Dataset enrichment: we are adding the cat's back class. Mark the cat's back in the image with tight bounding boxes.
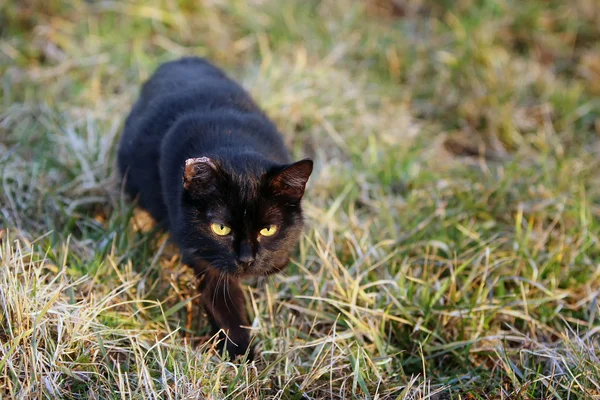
[136,57,239,108]
[122,57,258,142]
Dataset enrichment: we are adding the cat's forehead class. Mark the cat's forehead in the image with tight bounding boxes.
[233,174,263,201]
[208,176,279,220]
[206,198,281,223]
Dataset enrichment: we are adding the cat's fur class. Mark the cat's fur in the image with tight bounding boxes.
[117,57,312,359]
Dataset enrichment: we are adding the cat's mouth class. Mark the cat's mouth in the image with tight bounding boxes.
[235,260,255,276]
[231,259,279,277]
[205,260,259,277]
[190,253,283,277]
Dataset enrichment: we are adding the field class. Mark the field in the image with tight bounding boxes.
[1,0,600,398]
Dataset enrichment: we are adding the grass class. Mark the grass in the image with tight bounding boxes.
[1,0,599,398]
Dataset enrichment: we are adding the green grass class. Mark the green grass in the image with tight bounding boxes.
[1,0,599,398]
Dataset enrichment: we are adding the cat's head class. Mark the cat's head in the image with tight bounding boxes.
[175,155,313,277]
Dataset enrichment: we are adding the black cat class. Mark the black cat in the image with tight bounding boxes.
[117,57,312,359]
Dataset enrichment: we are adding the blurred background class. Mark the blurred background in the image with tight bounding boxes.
[1,1,599,398]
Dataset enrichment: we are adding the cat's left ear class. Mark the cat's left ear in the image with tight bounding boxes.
[183,157,219,194]
[268,159,313,201]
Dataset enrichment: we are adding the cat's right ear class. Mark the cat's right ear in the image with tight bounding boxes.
[268,159,313,201]
[183,157,218,195]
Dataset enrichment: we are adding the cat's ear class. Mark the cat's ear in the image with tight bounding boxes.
[183,157,219,194]
[268,159,313,200]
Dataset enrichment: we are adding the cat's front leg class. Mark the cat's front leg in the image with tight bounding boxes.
[197,269,253,360]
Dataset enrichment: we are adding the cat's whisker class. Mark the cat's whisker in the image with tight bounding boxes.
[212,271,224,311]
[223,275,232,313]
[226,276,238,313]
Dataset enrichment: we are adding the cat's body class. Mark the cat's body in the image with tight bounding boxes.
[118,57,312,359]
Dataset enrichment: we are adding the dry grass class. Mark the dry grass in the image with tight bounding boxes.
[1,0,600,398]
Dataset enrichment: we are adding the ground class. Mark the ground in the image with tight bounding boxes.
[1,0,600,398]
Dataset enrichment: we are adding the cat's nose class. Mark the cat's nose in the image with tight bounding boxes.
[237,241,254,267]
[237,257,254,268]
[236,255,255,270]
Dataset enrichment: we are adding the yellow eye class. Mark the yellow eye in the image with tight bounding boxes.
[211,223,231,236]
[259,225,278,237]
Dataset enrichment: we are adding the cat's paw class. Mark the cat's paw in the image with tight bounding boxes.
[219,337,254,362]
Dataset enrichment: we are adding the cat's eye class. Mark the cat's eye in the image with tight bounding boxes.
[259,225,278,237]
[211,223,231,236]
